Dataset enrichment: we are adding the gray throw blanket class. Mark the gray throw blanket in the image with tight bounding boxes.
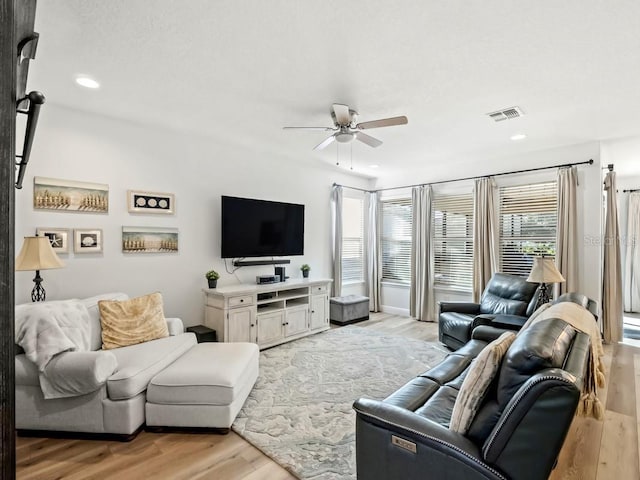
[15,300,92,398]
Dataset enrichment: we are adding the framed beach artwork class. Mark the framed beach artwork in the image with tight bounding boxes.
[34,177,109,213]
[74,229,103,253]
[36,228,71,254]
[127,190,175,215]
[122,226,178,253]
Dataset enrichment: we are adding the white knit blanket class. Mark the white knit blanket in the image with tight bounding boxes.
[15,301,92,398]
[520,301,605,419]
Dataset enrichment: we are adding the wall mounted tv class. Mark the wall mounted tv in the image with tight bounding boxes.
[221,196,305,258]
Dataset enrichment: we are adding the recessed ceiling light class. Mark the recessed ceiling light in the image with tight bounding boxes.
[75,76,100,89]
[369,164,379,169]
[510,133,527,141]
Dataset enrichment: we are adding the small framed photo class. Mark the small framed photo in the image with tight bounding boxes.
[36,228,71,254]
[127,190,175,215]
[74,229,103,253]
[122,226,178,253]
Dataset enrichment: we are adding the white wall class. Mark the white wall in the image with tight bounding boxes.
[14,105,370,326]
[373,141,603,317]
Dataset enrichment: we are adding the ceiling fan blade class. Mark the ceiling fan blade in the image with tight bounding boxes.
[313,135,336,151]
[356,115,408,130]
[283,126,336,132]
[355,132,383,148]
[332,104,351,126]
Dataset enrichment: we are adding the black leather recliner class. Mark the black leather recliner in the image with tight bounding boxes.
[353,300,593,480]
[439,272,540,350]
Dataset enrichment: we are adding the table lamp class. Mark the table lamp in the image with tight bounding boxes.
[526,256,565,305]
[15,236,64,302]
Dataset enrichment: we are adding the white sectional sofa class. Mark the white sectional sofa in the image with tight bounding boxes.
[15,293,197,438]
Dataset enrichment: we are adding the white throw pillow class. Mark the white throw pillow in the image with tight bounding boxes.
[449,331,516,435]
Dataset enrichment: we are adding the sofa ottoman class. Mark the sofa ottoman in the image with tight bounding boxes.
[145,342,259,432]
[330,294,370,325]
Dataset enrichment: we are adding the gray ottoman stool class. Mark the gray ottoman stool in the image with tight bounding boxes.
[145,342,259,433]
[330,295,370,325]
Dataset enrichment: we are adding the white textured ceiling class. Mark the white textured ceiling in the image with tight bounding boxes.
[29,0,640,179]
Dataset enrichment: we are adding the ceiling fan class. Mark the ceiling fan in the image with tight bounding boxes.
[283,103,408,151]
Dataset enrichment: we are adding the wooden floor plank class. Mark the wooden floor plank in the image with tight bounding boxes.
[549,416,603,480]
[607,343,637,417]
[596,410,640,480]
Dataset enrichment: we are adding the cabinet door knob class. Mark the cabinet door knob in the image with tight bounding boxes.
[240,299,244,303]
[251,323,255,327]
[312,310,315,313]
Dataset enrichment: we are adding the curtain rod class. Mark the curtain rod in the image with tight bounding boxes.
[623,189,640,193]
[334,159,594,193]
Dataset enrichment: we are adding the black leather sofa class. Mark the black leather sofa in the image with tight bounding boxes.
[354,304,592,480]
[439,273,540,350]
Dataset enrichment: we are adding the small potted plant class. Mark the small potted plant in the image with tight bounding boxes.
[300,264,310,278]
[205,269,220,288]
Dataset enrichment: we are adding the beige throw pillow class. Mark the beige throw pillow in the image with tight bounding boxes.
[449,331,516,434]
[99,292,169,350]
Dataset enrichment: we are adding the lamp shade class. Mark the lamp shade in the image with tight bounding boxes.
[526,256,565,284]
[15,236,64,271]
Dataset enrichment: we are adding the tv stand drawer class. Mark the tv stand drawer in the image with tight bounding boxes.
[229,295,253,307]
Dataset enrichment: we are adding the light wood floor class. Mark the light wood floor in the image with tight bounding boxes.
[16,313,640,479]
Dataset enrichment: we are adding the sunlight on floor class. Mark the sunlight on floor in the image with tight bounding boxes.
[622,312,640,347]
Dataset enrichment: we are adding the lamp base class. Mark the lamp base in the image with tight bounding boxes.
[538,283,551,305]
[31,270,46,302]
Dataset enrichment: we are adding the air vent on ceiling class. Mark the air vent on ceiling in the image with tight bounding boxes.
[487,106,525,122]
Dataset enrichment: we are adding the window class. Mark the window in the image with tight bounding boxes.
[342,197,364,283]
[381,198,412,284]
[433,193,474,291]
[499,182,558,277]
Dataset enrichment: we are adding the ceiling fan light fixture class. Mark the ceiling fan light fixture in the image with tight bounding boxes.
[335,132,355,143]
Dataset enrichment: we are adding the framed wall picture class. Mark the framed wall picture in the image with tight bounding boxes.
[127,190,175,214]
[122,226,178,253]
[34,177,109,213]
[74,229,103,253]
[36,228,71,254]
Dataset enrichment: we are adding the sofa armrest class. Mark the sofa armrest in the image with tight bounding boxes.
[353,398,505,480]
[471,325,512,343]
[165,317,184,336]
[41,350,117,397]
[472,313,528,333]
[438,302,481,315]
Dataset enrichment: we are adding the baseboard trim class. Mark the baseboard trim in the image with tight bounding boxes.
[380,306,410,317]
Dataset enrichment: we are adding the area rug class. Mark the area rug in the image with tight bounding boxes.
[232,325,448,480]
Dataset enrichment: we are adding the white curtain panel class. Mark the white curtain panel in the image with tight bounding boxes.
[472,177,498,303]
[365,191,381,312]
[625,192,640,312]
[556,166,578,295]
[602,171,623,343]
[410,185,434,321]
[331,185,343,298]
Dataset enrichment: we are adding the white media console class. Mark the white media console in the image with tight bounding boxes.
[203,278,333,349]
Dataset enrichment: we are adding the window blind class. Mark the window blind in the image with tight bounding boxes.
[433,193,474,291]
[342,197,364,283]
[499,182,558,277]
[381,198,412,284]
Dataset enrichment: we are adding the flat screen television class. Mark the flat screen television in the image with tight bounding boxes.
[221,196,305,258]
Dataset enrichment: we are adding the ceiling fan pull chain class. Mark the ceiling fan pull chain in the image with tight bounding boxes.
[350,142,353,170]
[336,142,339,166]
